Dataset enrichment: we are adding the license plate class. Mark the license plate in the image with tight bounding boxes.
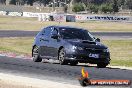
[89,53,99,58]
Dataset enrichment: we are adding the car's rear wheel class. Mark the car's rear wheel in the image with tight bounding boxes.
[97,63,108,68]
[32,46,42,62]
[59,48,67,65]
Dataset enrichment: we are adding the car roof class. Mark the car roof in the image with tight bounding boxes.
[48,25,86,31]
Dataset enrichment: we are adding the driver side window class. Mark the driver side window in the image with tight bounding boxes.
[44,27,52,38]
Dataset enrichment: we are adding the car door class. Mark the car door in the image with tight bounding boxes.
[39,27,52,58]
[48,27,61,59]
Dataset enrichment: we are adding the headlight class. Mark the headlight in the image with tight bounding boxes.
[72,46,77,50]
[103,48,109,52]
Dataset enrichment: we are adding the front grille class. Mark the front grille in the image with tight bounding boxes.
[85,48,103,53]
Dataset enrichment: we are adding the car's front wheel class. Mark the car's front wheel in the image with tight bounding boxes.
[32,46,42,62]
[97,63,108,68]
[59,48,67,65]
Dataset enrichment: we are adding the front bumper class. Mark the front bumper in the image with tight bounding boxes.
[65,53,110,64]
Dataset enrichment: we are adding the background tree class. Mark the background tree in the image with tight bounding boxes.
[26,0,34,6]
[112,0,119,12]
[100,3,113,13]
[16,0,25,5]
[9,0,16,5]
[87,4,99,13]
[63,5,68,13]
[0,0,6,4]
[126,0,132,11]
[72,3,85,12]
[2,0,132,13]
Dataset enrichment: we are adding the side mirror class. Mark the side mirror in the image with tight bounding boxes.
[51,34,59,39]
[96,38,100,42]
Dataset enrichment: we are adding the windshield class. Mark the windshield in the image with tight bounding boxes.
[59,28,94,41]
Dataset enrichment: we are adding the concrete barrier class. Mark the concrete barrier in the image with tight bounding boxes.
[8,12,23,16]
[0,11,7,15]
[75,15,132,22]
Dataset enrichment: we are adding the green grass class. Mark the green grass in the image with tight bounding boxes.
[0,15,132,32]
[102,40,132,67]
[0,37,132,67]
[0,37,33,55]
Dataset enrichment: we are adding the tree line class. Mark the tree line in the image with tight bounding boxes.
[0,0,132,13]
[72,0,132,13]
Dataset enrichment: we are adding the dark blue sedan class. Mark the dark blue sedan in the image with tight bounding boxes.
[32,26,110,68]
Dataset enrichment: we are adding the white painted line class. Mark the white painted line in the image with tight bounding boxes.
[78,63,132,70]
[108,66,132,70]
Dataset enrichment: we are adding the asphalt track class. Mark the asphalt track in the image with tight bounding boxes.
[0,30,132,39]
[0,56,132,87]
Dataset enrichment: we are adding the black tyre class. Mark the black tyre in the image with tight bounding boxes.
[32,46,42,62]
[97,63,108,68]
[58,48,67,65]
